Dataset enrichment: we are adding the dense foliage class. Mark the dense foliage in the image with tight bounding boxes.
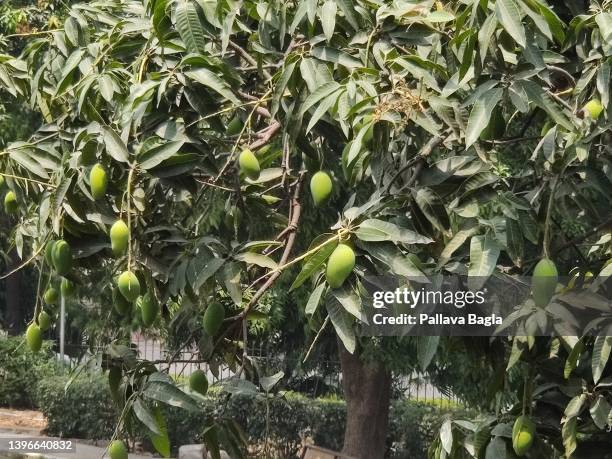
[0,0,611,457]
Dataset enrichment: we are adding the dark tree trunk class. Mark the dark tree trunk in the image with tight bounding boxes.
[4,250,23,335]
[339,340,392,459]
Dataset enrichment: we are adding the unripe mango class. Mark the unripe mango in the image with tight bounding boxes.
[582,98,603,119]
[108,440,128,459]
[38,310,52,331]
[44,287,59,305]
[189,369,208,395]
[4,191,17,214]
[44,241,56,266]
[532,258,558,307]
[202,302,225,336]
[110,219,129,257]
[326,244,355,288]
[113,287,131,315]
[26,323,42,353]
[89,163,108,200]
[512,415,535,456]
[238,149,260,180]
[61,278,76,297]
[117,271,140,302]
[140,292,159,327]
[52,240,72,275]
[310,171,333,207]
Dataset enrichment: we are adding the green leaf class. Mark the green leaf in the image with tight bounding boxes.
[144,378,200,412]
[495,0,526,47]
[235,252,278,270]
[185,68,240,104]
[414,188,450,233]
[417,335,440,371]
[133,398,162,435]
[355,219,433,245]
[326,294,356,353]
[330,287,366,322]
[139,140,184,170]
[221,262,242,306]
[439,225,480,264]
[305,283,326,316]
[361,242,427,278]
[505,217,524,265]
[150,406,171,458]
[321,0,337,42]
[517,80,574,131]
[590,395,611,429]
[175,0,207,55]
[564,339,584,379]
[310,47,362,69]
[562,416,577,458]
[468,234,500,290]
[290,239,338,291]
[592,336,612,384]
[101,126,130,163]
[55,49,85,96]
[300,81,341,115]
[335,0,359,30]
[465,88,504,147]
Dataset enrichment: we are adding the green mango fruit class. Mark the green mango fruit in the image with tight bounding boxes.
[226,115,244,135]
[44,287,59,305]
[512,415,535,456]
[52,240,72,275]
[38,310,52,331]
[108,366,122,396]
[44,241,56,266]
[110,219,129,256]
[310,171,333,207]
[118,271,141,302]
[26,323,42,353]
[140,292,159,327]
[89,163,108,200]
[4,191,17,214]
[582,98,603,119]
[238,149,260,180]
[61,278,76,297]
[202,302,225,336]
[189,369,209,395]
[326,243,356,288]
[532,258,558,307]
[113,287,131,315]
[108,440,128,459]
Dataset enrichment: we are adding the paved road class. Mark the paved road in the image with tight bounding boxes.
[0,430,159,459]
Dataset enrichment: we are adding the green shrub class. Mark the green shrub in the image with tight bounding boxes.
[0,336,61,408]
[36,374,119,440]
[34,372,469,458]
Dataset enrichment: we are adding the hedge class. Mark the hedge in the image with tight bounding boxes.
[34,373,470,458]
[0,336,62,408]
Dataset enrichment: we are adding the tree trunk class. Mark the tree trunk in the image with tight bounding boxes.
[339,340,392,459]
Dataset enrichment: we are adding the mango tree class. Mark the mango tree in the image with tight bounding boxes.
[0,0,611,458]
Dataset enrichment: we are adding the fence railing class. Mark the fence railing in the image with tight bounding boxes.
[58,333,463,407]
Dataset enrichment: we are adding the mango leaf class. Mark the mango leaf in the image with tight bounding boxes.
[234,252,278,270]
[101,126,130,163]
[495,0,526,47]
[592,336,612,384]
[468,234,500,290]
[311,47,362,69]
[305,283,326,316]
[321,0,337,42]
[175,0,207,55]
[144,378,200,412]
[139,140,184,170]
[331,287,367,322]
[150,406,171,458]
[133,398,162,435]
[361,242,427,278]
[417,335,440,371]
[326,294,356,353]
[185,68,240,104]
[355,219,433,245]
[290,239,338,291]
[465,88,503,147]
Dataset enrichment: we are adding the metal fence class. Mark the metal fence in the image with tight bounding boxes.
[58,332,462,406]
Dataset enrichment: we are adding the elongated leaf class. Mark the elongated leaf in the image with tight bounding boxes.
[311,47,362,69]
[101,126,130,163]
[235,252,278,270]
[417,335,439,371]
[144,380,200,412]
[290,239,338,291]
[326,294,356,353]
[185,68,240,104]
[592,336,612,384]
[495,0,526,47]
[468,234,500,289]
[465,88,503,147]
[321,0,337,41]
[305,283,326,315]
[175,0,207,55]
[331,287,367,322]
[133,398,162,435]
[139,140,184,170]
[300,81,341,115]
[355,219,433,245]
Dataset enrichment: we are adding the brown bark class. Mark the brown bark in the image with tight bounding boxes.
[339,341,392,459]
